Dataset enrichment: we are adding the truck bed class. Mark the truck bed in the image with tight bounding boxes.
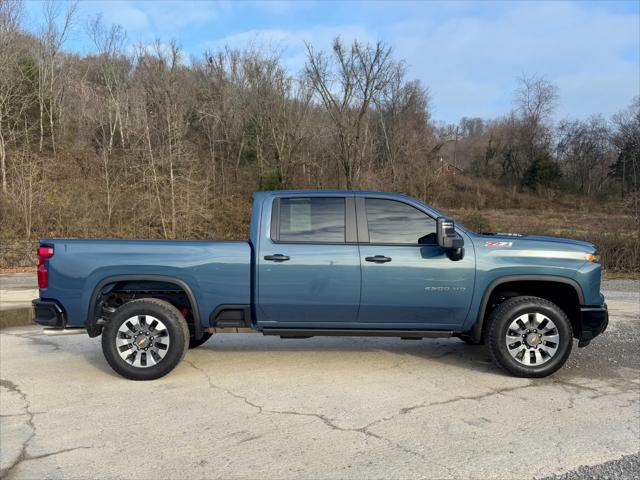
[39,239,252,328]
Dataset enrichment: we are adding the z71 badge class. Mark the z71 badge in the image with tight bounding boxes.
[485,241,513,248]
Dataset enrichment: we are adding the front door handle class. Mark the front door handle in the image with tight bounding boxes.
[365,255,392,263]
[264,254,290,262]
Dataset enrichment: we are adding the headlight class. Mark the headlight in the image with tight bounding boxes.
[586,252,601,263]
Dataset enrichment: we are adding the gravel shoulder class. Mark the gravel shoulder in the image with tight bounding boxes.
[539,453,640,480]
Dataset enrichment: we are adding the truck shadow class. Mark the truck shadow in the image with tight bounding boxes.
[188,335,501,376]
[70,335,500,378]
[78,334,634,385]
[7,321,634,382]
[1,327,496,380]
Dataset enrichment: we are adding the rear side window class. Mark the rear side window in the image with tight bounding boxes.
[365,198,436,244]
[278,197,345,243]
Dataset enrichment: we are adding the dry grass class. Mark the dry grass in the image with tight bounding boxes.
[427,175,639,273]
[449,208,639,273]
[1,176,638,274]
[0,240,38,270]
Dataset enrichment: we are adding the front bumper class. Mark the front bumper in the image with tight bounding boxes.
[578,303,608,347]
[32,299,66,328]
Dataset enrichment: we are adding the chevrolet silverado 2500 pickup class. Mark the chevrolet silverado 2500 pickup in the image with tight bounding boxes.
[33,190,608,380]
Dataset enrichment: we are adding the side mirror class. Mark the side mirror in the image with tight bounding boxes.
[436,217,465,260]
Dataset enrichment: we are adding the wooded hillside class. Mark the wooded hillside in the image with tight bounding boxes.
[0,1,638,271]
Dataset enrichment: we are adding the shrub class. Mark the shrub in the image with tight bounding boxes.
[458,212,493,233]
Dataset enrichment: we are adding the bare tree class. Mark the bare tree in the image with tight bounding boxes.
[473,76,560,184]
[610,98,640,219]
[242,51,312,188]
[136,40,190,238]
[514,74,559,168]
[557,116,614,195]
[35,0,77,155]
[8,151,42,237]
[0,0,23,193]
[88,15,130,227]
[515,74,559,124]
[89,16,128,151]
[305,38,396,187]
[266,77,311,188]
[195,48,249,193]
[374,67,433,187]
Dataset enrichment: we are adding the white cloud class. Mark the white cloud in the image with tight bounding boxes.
[555,67,639,119]
[100,2,149,31]
[77,1,231,39]
[204,25,376,75]
[142,1,230,30]
[249,0,315,16]
[387,1,639,121]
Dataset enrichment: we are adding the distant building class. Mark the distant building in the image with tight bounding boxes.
[437,157,464,176]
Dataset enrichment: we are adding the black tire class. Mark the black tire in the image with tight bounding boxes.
[487,296,573,378]
[458,334,484,345]
[101,298,189,380]
[189,332,213,349]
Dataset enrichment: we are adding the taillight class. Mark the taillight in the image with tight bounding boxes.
[37,246,54,289]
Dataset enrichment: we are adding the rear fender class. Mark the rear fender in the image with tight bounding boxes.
[86,275,202,339]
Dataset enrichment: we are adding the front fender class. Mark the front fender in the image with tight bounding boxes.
[465,273,585,342]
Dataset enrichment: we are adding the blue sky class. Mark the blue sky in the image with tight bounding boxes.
[24,0,640,124]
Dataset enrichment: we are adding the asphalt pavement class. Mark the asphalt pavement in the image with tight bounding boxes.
[0,279,638,479]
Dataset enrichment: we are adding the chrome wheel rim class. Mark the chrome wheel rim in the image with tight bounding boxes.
[116,315,170,368]
[505,312,559,366]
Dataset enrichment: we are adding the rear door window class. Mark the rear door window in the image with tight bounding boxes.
[278,197,346,243]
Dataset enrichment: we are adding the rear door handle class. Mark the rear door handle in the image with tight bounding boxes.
[264,254,290,262]
[365,255,392,263]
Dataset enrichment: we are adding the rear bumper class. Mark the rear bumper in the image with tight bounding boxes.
[32,299,66,328]
[578,303,608,347]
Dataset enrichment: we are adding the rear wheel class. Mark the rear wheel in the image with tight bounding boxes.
[101,298,189,380]
[487,296,573,378]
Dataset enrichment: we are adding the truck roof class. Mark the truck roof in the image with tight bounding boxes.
[255,189,409,196]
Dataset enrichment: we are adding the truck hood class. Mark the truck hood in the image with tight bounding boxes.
[519,234,595,250]
[477,233,596,251]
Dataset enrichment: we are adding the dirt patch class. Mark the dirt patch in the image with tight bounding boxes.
[0,266,36,274]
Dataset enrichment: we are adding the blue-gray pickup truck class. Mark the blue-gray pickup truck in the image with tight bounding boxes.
[33,190,608,380]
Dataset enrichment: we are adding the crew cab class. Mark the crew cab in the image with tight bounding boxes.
[33,190,608,380]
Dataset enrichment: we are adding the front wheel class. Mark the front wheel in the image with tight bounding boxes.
[101,298,190,380]
[487,296,573,378]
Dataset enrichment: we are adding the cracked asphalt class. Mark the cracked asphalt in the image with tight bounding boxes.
[1,280,638,479]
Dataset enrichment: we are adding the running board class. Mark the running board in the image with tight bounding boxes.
[261,329,453,339]
[205,327,255,334]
